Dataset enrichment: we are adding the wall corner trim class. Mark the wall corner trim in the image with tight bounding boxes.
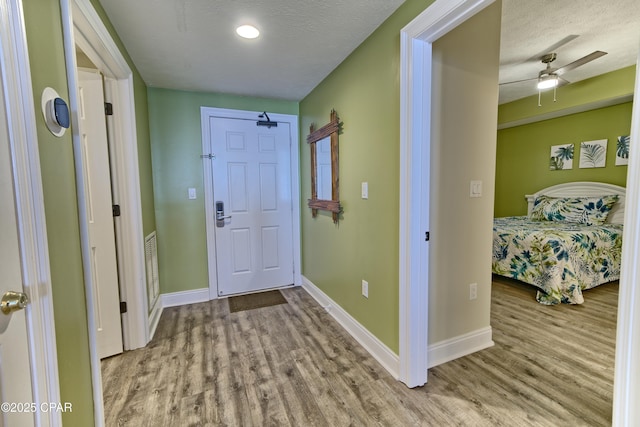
[301,276,400,379]
[427,327,494,368]
[148,299,163,341]
[161,288,210,308]
[149,288,210,340]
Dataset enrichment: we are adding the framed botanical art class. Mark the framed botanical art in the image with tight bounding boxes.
[616,135,630,166]
[549,143,574,170]
[579,139,607,168]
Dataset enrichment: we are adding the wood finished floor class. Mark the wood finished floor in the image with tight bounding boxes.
[102,278,617,426]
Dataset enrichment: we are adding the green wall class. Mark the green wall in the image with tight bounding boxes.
[300,0,501,352]
[23,1,93,424]
[495,102,632,217]
[299,0,436,353]
[23,1,155,425]
[133,70,156,237]
[147,88,298,294]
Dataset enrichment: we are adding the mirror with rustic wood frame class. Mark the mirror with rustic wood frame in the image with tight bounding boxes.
[307,110,341,223]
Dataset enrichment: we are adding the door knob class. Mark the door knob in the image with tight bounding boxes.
[1,291,28,315]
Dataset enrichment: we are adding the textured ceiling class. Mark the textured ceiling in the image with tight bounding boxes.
[499,0,640,104]
[98,0,640,104]
[98,0,406,101]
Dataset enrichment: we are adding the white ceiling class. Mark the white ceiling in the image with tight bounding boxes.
[97,0,406,101]
[499,0,640,104]
[97,0,640,104]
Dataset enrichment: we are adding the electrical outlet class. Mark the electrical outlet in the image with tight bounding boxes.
[362,280,369,298]
[469,283,477,300]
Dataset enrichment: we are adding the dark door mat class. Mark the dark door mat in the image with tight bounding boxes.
[228,290,288,313]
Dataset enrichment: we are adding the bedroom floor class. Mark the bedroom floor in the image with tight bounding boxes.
[102,278,617,426]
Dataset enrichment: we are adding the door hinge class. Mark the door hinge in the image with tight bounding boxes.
[104,102,113,116]
[112,204,121,217]
[425,231,430,241]
[120,301,127,314]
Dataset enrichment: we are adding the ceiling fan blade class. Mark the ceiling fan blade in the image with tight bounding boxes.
[557,76,571,87]
[554,51,607,75]
[525,35,580,63]
[499,76,537,86]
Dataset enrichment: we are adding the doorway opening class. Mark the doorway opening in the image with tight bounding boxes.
[398,0,497,388]
[400,0,640,422]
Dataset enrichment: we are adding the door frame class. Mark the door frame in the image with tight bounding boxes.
[612,41,640,425]
[60,0,150,424]
[200,107,302,299]
[400,0,640,421]
[0,0,62,425]
[398,0,495,388]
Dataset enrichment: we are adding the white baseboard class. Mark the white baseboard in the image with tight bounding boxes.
[427,326,494,368]
[161,288,210,308]
[301,276,494,380]
[301,276,400,379]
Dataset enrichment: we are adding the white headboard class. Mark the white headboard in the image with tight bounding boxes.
[525,181,626,225]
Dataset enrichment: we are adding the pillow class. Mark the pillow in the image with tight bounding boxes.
[530,194,619,225]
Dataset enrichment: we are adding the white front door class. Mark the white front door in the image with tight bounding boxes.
[210,117,294,296]
[77,69,123,359]
[0,68,35,427]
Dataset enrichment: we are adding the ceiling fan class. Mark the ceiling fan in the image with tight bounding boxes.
[501,50,608,89]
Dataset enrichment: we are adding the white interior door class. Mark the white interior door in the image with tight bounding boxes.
[77,69,123,359]
[0,68,35,427]
[210,117,294,296]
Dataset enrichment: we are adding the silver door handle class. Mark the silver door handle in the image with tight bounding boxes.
[215,201,232,227]
[1,291,28,315]
[215,201,231,220]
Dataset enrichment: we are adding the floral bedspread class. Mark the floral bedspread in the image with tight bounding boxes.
[492,216,623,304]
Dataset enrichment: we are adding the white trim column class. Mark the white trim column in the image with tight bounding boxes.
[612,43,640,426]
[60,0,150,424]
[0,0,62,425]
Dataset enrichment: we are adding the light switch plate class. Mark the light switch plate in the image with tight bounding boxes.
[362,182,368,199]
[188,187,197,199]
[470,180,482,198]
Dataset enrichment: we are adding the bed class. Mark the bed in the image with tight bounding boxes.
[492,182,625,305]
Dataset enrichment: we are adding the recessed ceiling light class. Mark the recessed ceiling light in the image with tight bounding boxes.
[236,25,259,39]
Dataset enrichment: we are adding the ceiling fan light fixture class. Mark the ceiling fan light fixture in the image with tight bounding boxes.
[236,25,260,39]
[537,74,559,90]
